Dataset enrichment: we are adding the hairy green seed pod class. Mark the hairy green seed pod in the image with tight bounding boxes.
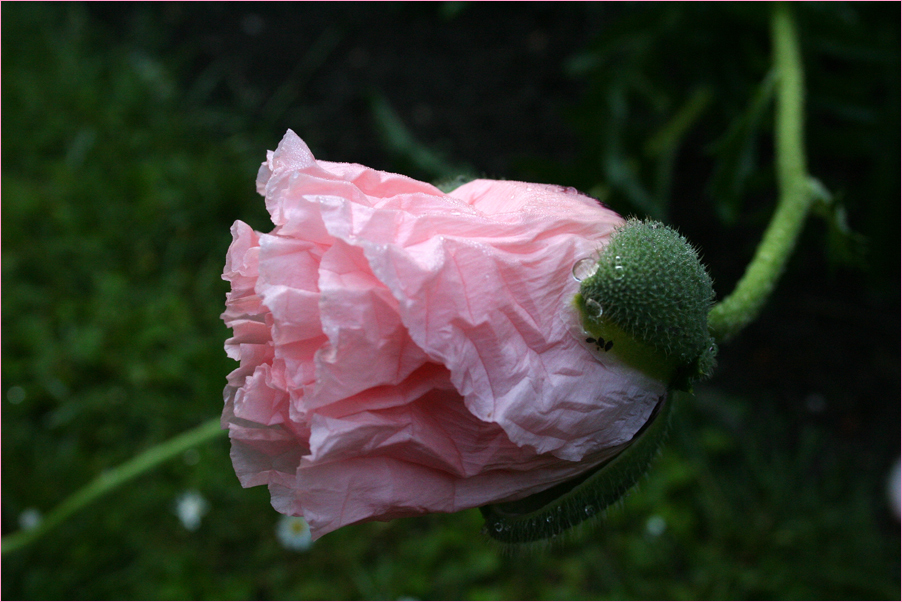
[577,218,717,391]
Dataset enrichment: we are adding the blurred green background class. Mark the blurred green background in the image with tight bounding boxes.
[2,2,899,599]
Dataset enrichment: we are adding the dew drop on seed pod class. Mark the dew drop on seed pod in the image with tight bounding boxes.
[572,257,598,282]
[586,298,603,318]
[613,255,625,280]
[584,504,595,516]
[546,515,555,523]
[494,522,504,533]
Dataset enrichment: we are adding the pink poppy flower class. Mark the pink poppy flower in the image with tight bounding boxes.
[221,130,666,540]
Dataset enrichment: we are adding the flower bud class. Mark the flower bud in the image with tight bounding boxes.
[221,130,716,542]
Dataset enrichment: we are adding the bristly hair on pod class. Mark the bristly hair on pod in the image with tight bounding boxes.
[577,218,718,391]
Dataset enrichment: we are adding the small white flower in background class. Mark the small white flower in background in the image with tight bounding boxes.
[174,490,209,531]
[276,515,313,552]
[645,514,667,537]
[19,508,42,531]
[7,386,26,405]
[888,459,900,520]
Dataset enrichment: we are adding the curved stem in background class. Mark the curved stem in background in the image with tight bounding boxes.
[708,2,817,342]
[1,418,224,556]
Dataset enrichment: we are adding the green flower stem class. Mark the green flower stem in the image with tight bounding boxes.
[1,418,224,556]
[708,3,816,342]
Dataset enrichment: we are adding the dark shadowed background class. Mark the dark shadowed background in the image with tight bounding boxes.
[3,2,899,599]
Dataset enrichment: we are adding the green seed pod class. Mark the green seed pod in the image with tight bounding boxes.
[577,218,717,391]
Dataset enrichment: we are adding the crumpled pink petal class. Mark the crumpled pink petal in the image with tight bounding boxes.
[222,130,666,539]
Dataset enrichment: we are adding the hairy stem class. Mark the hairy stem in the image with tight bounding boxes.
[2,418,225,555]
[708,2,816,342]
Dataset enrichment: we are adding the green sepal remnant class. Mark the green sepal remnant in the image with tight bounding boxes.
[481,393,671,544]
[578,218,717,391]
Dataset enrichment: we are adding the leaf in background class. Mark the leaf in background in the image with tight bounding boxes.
[707,70,776,224]
[369,93,474,182]
[645,86,713,221]
[807,178,868,270]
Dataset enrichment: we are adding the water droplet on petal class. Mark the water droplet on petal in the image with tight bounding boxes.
[585,298,603,318]
[572,257,598,282]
